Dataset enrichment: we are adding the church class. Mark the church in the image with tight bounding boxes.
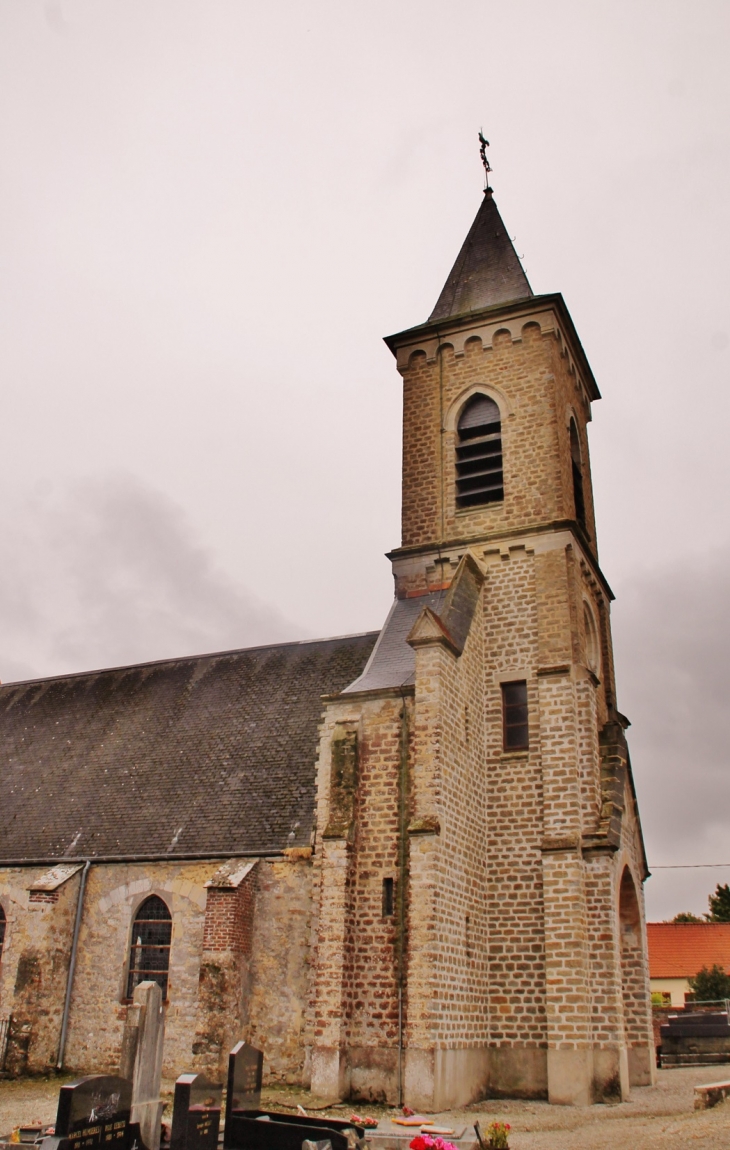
[0,178,654,1109]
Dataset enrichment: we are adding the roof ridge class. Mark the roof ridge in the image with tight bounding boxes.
[0,629,381,689]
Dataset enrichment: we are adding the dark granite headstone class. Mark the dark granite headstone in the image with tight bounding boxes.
[170,1075,221,1150]
[223,1043,262,1144]
[54,1076,133,1150]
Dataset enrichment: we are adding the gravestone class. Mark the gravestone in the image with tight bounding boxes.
[170,1074,221,1150]
[44,1075,133,1150]
[120,981,166,1150]
[223,1042,263,1143]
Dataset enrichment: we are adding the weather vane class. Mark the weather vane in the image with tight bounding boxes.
[478,129,492,192]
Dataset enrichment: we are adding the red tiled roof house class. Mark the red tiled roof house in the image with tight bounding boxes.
[647,923,730,1006]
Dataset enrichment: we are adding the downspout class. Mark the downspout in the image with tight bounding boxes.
[56,859,91,1070]
[396,694,410,1107]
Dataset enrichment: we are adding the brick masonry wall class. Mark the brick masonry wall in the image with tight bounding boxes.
[311,695,409,1101]
[193,866,259,1078]
[202,882,255,955]
[408,601,490,1052]
[481,552,546,1054]
[399,323,596,553]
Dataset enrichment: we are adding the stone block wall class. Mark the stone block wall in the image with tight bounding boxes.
[0,867,80,1074]
[0,855,313,1085]
[248,856,313,1085]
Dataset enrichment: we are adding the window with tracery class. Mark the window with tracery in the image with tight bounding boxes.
[456,394,504,508]
[126,895,172,999]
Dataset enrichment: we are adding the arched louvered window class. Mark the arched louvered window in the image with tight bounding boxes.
[127,895,172,1000]
[456,394,504,508]
[0,904,6,957]
[570,418,586,529]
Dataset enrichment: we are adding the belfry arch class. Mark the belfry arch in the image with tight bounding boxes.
[619,866,653,1085]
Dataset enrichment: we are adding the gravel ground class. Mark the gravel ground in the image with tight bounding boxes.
[1,1067,729,1149]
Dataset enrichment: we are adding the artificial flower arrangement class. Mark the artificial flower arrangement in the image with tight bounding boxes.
[485,1121,510,1149]
[409,1135,459,1150]
[350,1114,379,1129]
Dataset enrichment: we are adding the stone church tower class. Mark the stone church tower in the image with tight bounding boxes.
[0,181,653,1111]
[310,187,654,1108]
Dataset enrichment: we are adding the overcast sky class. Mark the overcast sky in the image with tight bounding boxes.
[1,0,728,920]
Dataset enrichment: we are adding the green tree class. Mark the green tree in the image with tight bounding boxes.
[672,911,702,923]
[688,964,730,1002]
[707,883,730,922]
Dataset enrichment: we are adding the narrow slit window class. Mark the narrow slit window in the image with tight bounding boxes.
[570,419,586,529]
[456,394,503,508]
[502,681,529,751]
[127,895,172,1000]
[0,904,5,956]
[382,877,395,917]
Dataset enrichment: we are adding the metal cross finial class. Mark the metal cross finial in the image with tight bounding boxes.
[478,130,492,190]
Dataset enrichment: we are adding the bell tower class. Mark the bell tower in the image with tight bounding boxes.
[310,167,654,1111]
[381,181,654,1105]
[385,185,600,592]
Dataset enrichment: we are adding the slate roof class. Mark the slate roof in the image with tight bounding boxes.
[647,923,730,979]
[343,592,446,694]
[0,633,377,863]
[429,190,533,322]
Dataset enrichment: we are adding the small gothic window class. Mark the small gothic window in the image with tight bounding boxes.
[570,419,586,529]
[502,681,529,751]
[0,904,6,956]
[127,895,172,1000]
[456,394,504,508]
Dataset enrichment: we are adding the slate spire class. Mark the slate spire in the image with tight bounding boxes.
[429,189,533,322]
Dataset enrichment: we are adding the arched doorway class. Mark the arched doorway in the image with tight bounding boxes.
[619,867,654,1085]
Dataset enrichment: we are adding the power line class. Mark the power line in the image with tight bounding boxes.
[651,863,730,869]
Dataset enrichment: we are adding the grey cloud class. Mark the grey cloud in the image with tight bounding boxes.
[612,548,730,918]
[0,474,302,683]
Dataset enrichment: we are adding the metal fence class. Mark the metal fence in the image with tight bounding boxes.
[0,1015,10,1071]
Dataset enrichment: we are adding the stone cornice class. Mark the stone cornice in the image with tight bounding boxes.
[388,520,615,602]
[383,292,600,404]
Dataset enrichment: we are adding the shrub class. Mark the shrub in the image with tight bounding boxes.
[688,964,730,1002]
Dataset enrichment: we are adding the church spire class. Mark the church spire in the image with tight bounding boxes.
[429,168,533,323]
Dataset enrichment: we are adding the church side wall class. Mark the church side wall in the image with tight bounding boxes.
[64,860,210,1076]
[0,867,80,1074]
[247,856,313,1084]
[0,857,313,1084]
